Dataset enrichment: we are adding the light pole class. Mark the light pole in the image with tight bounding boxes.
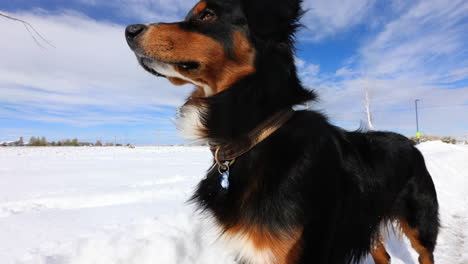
[415,99,421,143]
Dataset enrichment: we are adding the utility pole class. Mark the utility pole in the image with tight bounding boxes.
[415,99,421,144]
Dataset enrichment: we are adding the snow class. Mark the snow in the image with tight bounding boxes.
[0,142,467,264]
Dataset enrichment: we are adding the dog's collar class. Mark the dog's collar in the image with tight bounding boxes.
[210,108,295,169]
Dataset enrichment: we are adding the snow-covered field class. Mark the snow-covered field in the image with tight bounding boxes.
[0,142,467,264]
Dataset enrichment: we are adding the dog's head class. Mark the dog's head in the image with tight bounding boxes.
[125,0,303,98]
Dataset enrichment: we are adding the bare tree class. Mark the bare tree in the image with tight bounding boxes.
[0,12,54,49]
[363,79,374,130]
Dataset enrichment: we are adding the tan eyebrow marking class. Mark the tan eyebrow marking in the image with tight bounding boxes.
[192,1,207,15]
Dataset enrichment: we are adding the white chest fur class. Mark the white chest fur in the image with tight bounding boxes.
[210,218,302,264]
[219,229,277,264]
[175,104,208,142]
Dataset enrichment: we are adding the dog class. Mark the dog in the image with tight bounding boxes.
[125,0,440,263]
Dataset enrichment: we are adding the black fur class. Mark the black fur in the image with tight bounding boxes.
[127,0,440,263]
[191,0,439,263]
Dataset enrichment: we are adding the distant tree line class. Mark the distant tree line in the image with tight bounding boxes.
[0,137,25,146]
[409,135,467,145]
[28,136,93,146]
[25,137,128,147]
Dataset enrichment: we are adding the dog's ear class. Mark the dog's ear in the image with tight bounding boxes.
[240,0,303,42]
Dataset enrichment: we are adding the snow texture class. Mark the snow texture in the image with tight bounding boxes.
[0,142,466,263]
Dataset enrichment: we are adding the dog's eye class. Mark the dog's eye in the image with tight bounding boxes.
[198,9,216,22]
[177,61,200,70]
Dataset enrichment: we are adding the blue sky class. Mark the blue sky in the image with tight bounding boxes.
[1,0,467,145]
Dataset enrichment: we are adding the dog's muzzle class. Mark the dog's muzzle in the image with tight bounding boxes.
[125,24,147,49]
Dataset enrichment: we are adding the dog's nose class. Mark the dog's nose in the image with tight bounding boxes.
[125,24,147,42]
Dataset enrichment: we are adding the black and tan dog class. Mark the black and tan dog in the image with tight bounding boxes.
[125,0,439,263]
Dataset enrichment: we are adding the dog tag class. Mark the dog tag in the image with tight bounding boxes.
[220,170,230,189]
[217,161,231,190]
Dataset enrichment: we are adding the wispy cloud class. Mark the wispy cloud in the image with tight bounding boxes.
[0,11,195,127]
[77,0,196,23]
[300,0,376,41]
[301,0,468,136]
[359,0,468,78]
